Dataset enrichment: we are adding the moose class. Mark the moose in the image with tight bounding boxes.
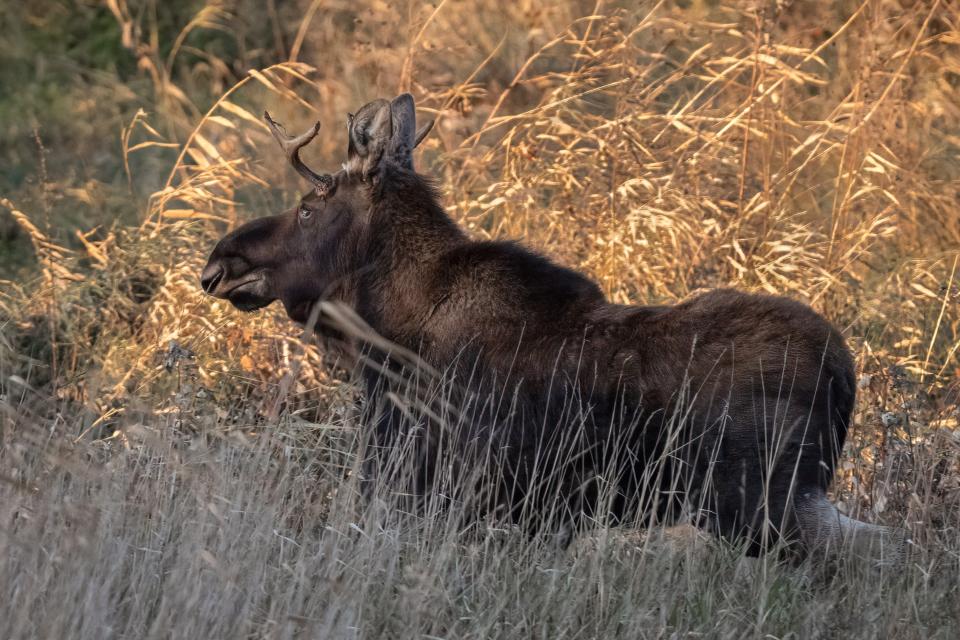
[201,93,900,561]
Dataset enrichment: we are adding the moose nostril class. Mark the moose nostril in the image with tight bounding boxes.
[200,263,225,294]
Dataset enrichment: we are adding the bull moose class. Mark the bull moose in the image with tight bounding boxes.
[200,93,899,561]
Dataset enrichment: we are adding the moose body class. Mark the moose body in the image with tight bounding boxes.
[201,94,896,559]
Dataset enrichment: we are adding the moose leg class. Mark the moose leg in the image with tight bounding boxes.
[707,461,793,556]
[361,401,439,509]
[359,402,399,501]
[794,490,905,566]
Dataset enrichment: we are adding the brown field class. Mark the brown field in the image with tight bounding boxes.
[1,1,959,637]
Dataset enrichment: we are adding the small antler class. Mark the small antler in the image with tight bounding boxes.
[414,119,434,147]
[263,111,334,193]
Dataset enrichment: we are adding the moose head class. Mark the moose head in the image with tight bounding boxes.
[199,94,434,324]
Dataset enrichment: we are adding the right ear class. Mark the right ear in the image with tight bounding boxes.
[347,99,393,179]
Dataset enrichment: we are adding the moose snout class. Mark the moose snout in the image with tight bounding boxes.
[200,261,225,294]
[198,251,274,312]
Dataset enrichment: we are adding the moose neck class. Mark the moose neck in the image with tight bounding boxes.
[357,166,465,344]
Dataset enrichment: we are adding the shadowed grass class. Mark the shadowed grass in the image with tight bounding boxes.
[1,375,958,639]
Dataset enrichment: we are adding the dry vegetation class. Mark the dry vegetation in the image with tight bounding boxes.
[1,0,960,637]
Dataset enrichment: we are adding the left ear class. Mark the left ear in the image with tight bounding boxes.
[388,94,416,170]
[389,93,434,170]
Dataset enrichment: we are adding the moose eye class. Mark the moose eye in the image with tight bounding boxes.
[298,204,312,220]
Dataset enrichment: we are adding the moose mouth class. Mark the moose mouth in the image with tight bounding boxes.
[202,267,273,312]
[222,277,273,312]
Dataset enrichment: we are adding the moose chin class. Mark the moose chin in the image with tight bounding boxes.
[201,93,903,563]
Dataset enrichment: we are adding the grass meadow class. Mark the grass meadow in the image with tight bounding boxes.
[1,0,959,637]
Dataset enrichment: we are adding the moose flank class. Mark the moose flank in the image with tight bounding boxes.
[201,94,900,562]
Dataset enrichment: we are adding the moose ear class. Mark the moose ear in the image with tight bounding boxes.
[389,93,417,169]
[389,93,434,170]
[348,98,393,178]
[348,94,433,176]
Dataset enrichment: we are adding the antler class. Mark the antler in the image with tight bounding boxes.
[414,119,434,147]
[263,111,335,193]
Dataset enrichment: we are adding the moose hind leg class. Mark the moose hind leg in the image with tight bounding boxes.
[794,490,905,566]
[698,453,793,556]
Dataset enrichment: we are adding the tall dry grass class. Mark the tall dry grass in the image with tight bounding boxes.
[2,0,960,637]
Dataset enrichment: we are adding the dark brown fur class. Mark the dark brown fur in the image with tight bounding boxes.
[201,94,875,557]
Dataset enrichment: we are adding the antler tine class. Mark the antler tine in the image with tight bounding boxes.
[263,111,333,191]
[414,119,434,148]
